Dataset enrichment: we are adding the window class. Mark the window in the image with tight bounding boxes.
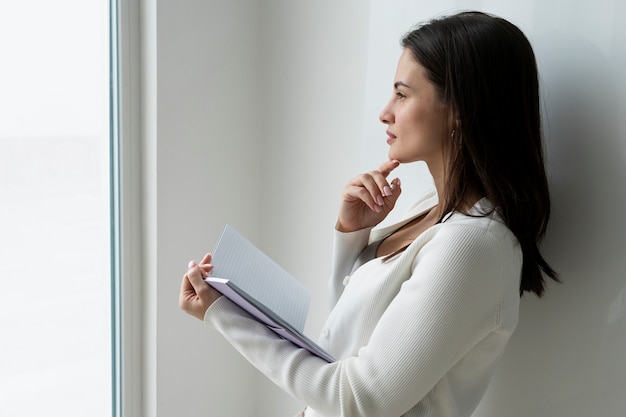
[0,1,114,415]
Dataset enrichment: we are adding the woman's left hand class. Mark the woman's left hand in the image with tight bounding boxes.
[179,252,222,320]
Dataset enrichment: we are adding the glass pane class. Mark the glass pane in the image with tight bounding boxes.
[0,1,112,416]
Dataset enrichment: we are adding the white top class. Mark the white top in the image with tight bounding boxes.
[204,190,522,417]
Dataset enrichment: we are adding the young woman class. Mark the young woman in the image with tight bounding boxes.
[180,11,558,417]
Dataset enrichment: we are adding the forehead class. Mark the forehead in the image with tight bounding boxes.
[394,48,428,84]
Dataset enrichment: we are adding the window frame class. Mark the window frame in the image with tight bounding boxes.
[110,0,147,415]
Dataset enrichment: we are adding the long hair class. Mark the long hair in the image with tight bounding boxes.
[401,11,558,296]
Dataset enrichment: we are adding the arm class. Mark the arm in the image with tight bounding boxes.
[329,159,402,305]
[327,227,371,306]
[204,225,512,417]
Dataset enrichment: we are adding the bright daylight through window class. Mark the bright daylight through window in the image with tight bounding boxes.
[0,1,114,415]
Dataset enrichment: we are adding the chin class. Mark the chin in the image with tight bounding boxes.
[388,153,411,164]
[388,151,402,162]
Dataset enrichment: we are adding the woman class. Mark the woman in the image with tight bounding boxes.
[180,11,558,417]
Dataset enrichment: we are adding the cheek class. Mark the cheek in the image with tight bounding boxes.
[397,108,426,135]
[395,106,417,128]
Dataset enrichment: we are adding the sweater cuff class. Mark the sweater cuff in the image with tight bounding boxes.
[204,295,237,328]
[330,227,371,274]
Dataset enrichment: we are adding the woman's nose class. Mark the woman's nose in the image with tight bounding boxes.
[379,102,393,124]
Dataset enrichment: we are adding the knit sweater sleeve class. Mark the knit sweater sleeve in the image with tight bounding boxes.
[204,223,510,417]
[328,227,371,306]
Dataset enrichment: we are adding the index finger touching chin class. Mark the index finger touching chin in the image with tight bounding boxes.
[378,159,400,177]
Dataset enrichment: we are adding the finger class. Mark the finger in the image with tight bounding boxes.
[200,252,212,264]
[199,264,213,277]
[390,177,401,192]
[179,270,199,311]
[383,177,402,208]
[344,183,380,213]
[198,253,214,277]
[180,271,194,296]
[361,172,388,207]
[186,261,208,289]
[364,160,400,198]
[359,170,393,204]
[378,159,400,178]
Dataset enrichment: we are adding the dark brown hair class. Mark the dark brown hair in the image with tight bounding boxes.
[401,11,558,296]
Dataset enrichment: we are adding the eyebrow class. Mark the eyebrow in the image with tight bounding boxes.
[394,81,411,89]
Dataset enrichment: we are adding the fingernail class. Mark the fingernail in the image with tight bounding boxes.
[377,195,384,206]
[383,185,392,196]
[188,260,196,268]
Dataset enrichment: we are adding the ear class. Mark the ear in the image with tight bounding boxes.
[452,107,461,128]
[445,106,460,132]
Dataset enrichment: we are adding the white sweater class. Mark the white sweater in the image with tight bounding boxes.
[204,190,522,417]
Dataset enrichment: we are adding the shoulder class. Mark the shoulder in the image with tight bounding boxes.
[439,200,518,250]
[406,196,520,268]
[418,217,512,263]
[408,206,522,293]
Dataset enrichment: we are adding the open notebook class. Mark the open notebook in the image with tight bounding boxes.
[204,224,335,363]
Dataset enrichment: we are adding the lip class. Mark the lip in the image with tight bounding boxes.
[386,130,396,145]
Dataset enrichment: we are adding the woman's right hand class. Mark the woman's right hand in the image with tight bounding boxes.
[179,253,222,321]
[336,160,402,232]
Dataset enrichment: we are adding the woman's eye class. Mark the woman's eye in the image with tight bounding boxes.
[395,92,406,99]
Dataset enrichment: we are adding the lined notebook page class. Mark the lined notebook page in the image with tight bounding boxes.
[210,224,310,332]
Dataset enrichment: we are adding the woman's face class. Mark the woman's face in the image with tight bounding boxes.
[379,49,449,169]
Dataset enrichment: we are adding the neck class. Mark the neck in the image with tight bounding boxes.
[428,163,482,217]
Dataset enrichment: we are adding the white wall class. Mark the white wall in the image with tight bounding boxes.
[144,0,626,416]
[147,0,370,416]
[151,1,264,416]
[254,1,371,415]
[477,2,626,415]
[363,1,626,417]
